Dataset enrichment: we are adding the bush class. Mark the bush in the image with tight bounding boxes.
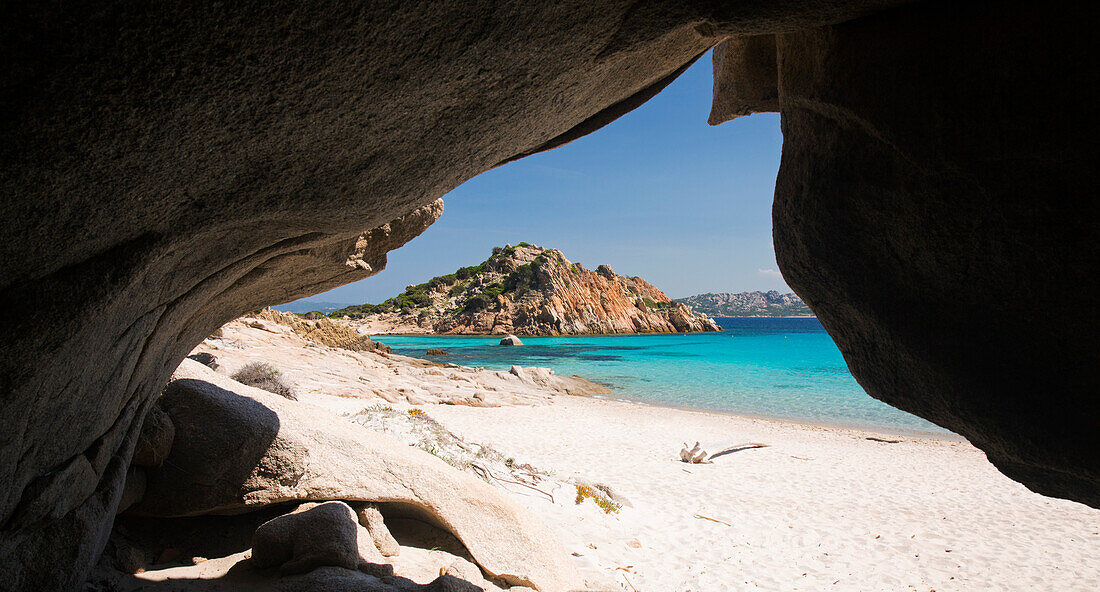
[231,362,297,400]
[575,485,620,514]
[463,294,492,312]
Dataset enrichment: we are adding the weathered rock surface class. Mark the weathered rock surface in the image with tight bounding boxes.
[193,312,610,404]
[1,0,1096,587]
[760,1,1099,505]
[131,404,175,468]
[253,309,391,353]
[132,359,578,591]
[337,244,720,335]
[353,503,400,558]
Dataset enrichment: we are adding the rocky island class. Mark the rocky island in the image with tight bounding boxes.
[332,244,720,335]
[676,291,813,317]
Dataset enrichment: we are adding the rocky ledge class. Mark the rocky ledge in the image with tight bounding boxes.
[333,244,720,335]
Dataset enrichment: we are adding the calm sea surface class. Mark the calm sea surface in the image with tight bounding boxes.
[373,317,948,434]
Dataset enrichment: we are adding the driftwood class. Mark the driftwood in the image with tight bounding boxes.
[680,441,711,464]
[694,513,733,527]
[680,441,770,463]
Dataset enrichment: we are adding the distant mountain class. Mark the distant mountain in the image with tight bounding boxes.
[675,291,813,317]
[330,243,720,335]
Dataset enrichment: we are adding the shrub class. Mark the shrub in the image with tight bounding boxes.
[462,294,492,312]
[575,485,620,514]
[455,263,486,280]
[448,282,468,296]
[407,408,425,416]
[428,273,457,289]
[231,361,297,400]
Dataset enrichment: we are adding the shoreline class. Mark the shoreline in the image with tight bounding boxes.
[369,329,955,439]
[586,392,961,442]
[356,315,820,337]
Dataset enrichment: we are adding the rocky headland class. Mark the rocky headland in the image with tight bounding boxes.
[332,244,720,335]
[675,291,813,317]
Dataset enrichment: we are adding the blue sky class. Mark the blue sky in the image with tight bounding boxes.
[302,51,785,307]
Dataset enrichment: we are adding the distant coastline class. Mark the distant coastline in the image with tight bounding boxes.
[676,291,814,317]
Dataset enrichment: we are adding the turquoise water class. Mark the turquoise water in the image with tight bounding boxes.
[374,318,948,434]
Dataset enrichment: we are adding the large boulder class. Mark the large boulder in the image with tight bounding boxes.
[132,359,577,591]
[252,501,363,575]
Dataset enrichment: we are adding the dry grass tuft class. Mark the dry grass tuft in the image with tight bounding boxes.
[231,361,297,400]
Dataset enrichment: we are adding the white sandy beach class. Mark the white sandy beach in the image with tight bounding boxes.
[329,393,1100,592]
[189,314,1099,591]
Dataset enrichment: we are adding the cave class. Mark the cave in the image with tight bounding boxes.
[1,0,1096,589]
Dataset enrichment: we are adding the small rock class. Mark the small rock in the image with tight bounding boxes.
[154,547,181,564]
[422,574,484,592]
[426,348,448,356]
[498,335,523,346]
[187,352,219,370]
[353,502,400,557]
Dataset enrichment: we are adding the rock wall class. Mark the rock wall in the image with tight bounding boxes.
[0,0,1096,588]
[764,1,1098,505]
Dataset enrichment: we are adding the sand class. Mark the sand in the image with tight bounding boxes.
[180,314,1100,591]
[310,393,1099,592]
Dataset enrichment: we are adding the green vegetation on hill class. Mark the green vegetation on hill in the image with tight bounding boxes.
[328,244,547,319]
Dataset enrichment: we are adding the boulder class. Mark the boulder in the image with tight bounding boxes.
[131,404,175,468]
[499,335,523,346]
[186,352,219,370]
[252,501,361,575]
[133,359,578,591]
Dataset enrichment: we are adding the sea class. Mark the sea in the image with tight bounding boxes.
[373,317,950,435]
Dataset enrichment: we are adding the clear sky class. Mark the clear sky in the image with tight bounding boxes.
[301,51,785,307]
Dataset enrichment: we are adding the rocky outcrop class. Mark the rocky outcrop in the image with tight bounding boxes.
[1,0,1097,587]
[336,244,720,335]
[499,335,523,346]
[193,312,609,404]
[724,1,1098,505]
[130,359,579,591]
[253,309,391,353]
[676,291,812,317]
